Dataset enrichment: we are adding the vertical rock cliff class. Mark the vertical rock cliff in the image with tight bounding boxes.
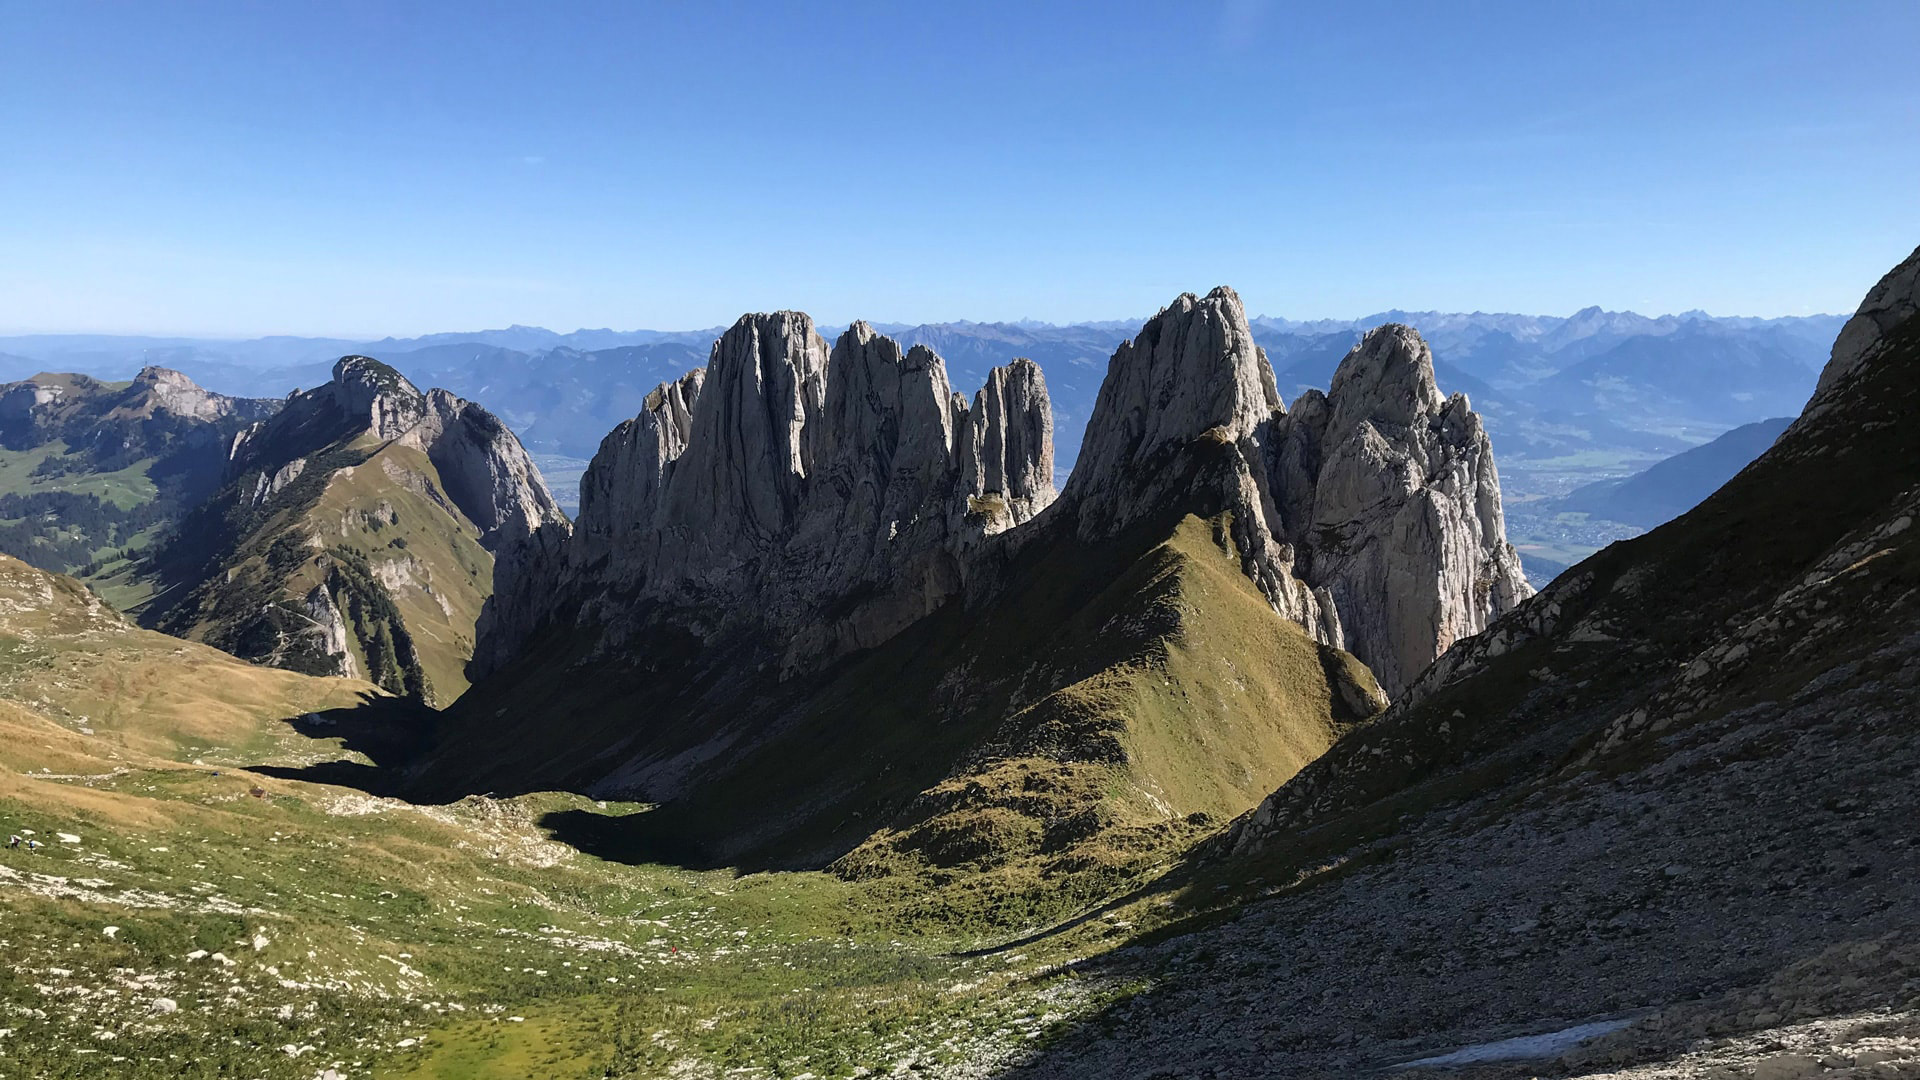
[470,312,1057,679]
[957,358,1056,532]
[1274,324,1532,695]
[1053,288,1529,696]
[432,287,1528,914]
[473,289,1528,701]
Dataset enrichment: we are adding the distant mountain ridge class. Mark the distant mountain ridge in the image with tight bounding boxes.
[1555,416,1795,527]
[0,367,281,601]
[0,310,1844,563]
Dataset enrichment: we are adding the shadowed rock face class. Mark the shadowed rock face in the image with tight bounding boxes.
[958,358,1056,530]
[472,311,1057,680]
[570,368,705,572]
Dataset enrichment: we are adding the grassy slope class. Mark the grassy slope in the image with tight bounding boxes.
[0,442,160,509]
[422,451,1383,935]
[0,442,167,608]
[0,555,1104,1079]
[152,433,494,703]
[304,440,494,700]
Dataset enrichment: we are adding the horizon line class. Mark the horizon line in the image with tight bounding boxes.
[0,305,1852,344]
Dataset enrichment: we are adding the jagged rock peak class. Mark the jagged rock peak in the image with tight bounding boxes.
[1069,287,1279,499]
[1804,244,1920,422]
[472,312,1066,679]
[1284,323,1532,695]
[817,324,964,505]
[659,312,828,540]
[1326,323,1448,436]
[1049,287,1530,698]
[331,355,427,441]
[574,368,704,560]
[959,358,1056,531]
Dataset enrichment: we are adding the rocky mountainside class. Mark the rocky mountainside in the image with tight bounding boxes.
[0,367,279,598]
[987,245,1920,1078]
[411,286,1527,926]
[473,312,1058,682]
[140,357,566,704]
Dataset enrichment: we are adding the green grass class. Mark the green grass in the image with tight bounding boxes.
[149,433,495,703]
[420,434,1384,940]
[0,442,160,510]
[0,555,1115,1078]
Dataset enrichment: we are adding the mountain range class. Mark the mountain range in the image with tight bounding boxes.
[0,249,1911,1078]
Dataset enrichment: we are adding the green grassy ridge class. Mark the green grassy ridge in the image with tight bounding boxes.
[417,438,1383,938]
[0,554,1110,1078]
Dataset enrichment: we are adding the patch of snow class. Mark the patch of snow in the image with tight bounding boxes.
[1395,1018,1634,1069]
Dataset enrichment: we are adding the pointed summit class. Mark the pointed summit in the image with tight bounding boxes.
[1067,286,1277,506]
[1325,323,1446,436]
[658,312,828,546]
[1062,285,1284,545]
[1287,324,1531,695]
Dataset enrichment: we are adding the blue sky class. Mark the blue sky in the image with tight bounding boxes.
[2,1,1915,336]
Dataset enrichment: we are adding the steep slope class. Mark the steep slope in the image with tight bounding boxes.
[472,313,1058,684]
[435,400,1381,934]
[995,246,1920,1078]
[425,287,1528,927]
[1556,414,1793,527]
[0,368,279,602]
[141,357,566,704]
[1267,323,1533,693]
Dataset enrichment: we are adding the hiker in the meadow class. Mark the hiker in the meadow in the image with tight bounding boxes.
[24,839,40,854]
[6,835,18,849]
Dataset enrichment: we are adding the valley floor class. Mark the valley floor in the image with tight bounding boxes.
[6,637,1919,1080]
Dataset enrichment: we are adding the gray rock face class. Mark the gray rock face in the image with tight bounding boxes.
[655,312,828,559]
[1065,287,1279,540]
[1803,244,1920,422]
[297,583,360,680]
[474,312,1057,678]
[129,366,280,423]
[1056,289,1529,697]
[478,290,1524,700]
[330,356,428,442]
[1278,324,1532,695]
[400,389,567,554]
[572,369,704,573]
[958,358,1057,533]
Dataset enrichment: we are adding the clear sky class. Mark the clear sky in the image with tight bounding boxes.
[2,1,1916,336]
